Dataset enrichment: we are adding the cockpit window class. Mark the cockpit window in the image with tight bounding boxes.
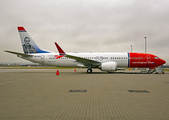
[154,57,159,59]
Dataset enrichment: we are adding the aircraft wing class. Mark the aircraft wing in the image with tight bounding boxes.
[54,42,101,68]
[66,54,100,67]
[5,50,33,57]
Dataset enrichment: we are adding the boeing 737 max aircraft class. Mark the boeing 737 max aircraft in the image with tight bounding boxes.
[5,27,166,73]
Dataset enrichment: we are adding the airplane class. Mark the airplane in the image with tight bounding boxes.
[5,27,166,73]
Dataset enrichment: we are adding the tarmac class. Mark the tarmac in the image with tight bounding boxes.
[0,69,169,120]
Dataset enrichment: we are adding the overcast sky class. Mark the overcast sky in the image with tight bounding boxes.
[0,0,169,63]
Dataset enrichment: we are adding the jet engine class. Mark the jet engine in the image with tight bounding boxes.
[100,62,117,71]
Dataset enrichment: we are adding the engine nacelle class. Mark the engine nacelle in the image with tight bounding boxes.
[100,62,117,71]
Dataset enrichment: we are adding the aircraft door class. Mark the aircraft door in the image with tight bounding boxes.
[95,56,103,61]
[95,56,99,61]
[100,56,103,61]
[147,55,151,63]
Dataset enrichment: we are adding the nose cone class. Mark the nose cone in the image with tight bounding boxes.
[160,59,166,65]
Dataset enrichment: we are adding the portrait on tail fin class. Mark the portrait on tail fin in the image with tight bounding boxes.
[22,37,37,54]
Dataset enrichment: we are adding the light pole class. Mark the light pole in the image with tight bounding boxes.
[130,45,132,52]
[144,37,146,53]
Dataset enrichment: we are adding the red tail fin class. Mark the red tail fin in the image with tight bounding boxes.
[55,42,66,55]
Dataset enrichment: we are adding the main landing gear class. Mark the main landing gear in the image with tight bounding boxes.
[87,68,93,73]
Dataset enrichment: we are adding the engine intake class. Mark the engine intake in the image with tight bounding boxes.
[100,62,117,71]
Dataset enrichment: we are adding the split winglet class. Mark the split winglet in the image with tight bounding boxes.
[54,42,66,55]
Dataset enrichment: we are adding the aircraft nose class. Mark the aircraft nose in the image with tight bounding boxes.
[161,59,166,65]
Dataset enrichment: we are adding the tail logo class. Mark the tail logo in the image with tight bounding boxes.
[22,37,37,54]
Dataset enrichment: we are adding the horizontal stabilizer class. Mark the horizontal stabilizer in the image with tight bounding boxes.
[4,50,33,57]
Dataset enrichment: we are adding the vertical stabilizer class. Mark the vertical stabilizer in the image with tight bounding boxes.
[18,27,50,54]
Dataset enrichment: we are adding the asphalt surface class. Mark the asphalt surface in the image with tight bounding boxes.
[0,69,169,120]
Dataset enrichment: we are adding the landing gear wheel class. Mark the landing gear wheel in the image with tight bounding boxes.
[147,69,155,74]
[148,70,151,74]
[87,69,92,73]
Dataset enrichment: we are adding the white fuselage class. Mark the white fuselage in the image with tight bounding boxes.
[21,52,129,68]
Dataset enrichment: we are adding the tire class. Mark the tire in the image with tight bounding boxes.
[87,69,92,73]
[148,70,151,74]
